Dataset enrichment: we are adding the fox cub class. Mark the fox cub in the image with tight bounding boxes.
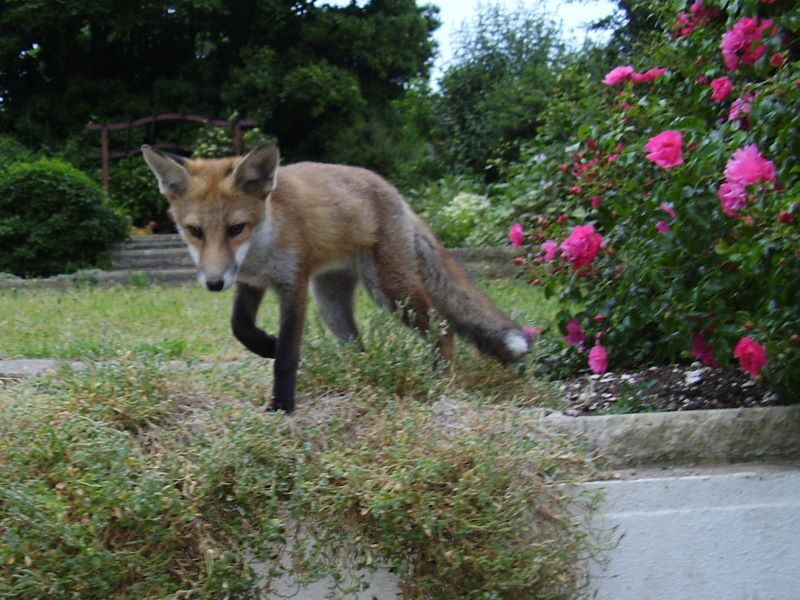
[142,144,530,411]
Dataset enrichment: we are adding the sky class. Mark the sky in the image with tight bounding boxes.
[325,0,619,78]
[432,0,618,71]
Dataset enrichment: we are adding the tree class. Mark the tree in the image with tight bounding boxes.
[0,0,438,173]
[430,3,566,177]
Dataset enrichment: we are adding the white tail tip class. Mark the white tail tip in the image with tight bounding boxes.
[504,331,530,358]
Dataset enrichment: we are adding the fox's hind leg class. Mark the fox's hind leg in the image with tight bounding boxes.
[311,269,361,344]
[358,250,454,365]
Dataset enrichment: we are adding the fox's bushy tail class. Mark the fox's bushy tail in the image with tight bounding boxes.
[412,218,530,364]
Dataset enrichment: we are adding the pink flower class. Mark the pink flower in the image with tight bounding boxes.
[721,17,773,71]
[770,53,784,67]
[659,202,678,219]
[728,93,754,122]
[522,326,543,341]
[591,195,602,209]
[724,144,776,186]
[718,182,748,217]
[509,223,524,247]
[779,211,792,225]
[631,68,668,84]
[733,337,767,377]
[564,319,587,347]
[588,343,609,374]
[560,224,603,270]
[512,256,524,266]
[603,65,635,85]
[655,220,672,234]
[645,130,684,169]
[691,331,718,367]
[710,76,733,102]
[540,240,558,263]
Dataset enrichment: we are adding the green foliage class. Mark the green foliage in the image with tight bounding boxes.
[0,136,35,175]
[408,175,512,247]
[512,0,800,400]
[0,352,600,599]
[191,119,271,159]
[0,160,128,277]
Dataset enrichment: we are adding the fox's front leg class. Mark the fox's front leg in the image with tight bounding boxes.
[270,283,308,413]
[231,283,277,358]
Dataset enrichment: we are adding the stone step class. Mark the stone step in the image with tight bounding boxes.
[107,240,523,282]
[111,247,194,270]
[112,234,184,251]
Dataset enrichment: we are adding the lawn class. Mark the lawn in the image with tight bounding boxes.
[0,280,605,599]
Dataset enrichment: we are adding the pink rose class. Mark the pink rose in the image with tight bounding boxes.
[710,76,733,102]
[721,17,773,71]
[733,337,767,377]
[655,221,672,234]
[659,202,678,219]
[540,240,558,263]
[631,68,668,84]
[588,343,609,374]
[564,319,587,347]
[509,223,524,247]
[691,331,718,366]
[728,92,754,122]
[645,130,684,169]
[560,224,603,270]
[603,65,635,85]
[718,182,748,217]
[724,144,776,186]
[590,195,602,209]
[522,326,543,341]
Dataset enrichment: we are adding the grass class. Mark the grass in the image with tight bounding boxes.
[0,279,556,362]
[0,280,607,598]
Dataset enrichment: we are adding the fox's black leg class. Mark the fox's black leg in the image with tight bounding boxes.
[271,283,309,413]
[231,283,277,358]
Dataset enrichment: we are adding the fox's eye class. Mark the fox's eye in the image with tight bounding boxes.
[187,226,203,239]
[227,223,245,238]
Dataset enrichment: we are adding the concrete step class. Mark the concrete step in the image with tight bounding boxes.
[111,246,194,269]
[112,234,184,251]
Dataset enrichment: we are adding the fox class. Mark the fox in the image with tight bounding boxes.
[142,143,531,412]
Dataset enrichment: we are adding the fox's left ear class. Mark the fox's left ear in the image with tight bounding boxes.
[232,143,280,196]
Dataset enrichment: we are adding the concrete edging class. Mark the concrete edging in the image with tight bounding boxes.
[2,359,799,468]
[538,404,800,468]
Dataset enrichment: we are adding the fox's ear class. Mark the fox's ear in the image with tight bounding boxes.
[141,145,190,196]
[232,143,280,196]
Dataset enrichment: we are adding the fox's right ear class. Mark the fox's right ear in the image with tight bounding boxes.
[141,145,190,196]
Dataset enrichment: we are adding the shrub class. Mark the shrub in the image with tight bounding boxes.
[0,136,34,175]
[0,159,128,277]
[408,175,512,247]
[512,0,800,401]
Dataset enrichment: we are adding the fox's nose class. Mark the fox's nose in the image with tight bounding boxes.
[206,279,225,292]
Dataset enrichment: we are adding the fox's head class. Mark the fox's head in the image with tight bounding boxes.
[142,144,279,291]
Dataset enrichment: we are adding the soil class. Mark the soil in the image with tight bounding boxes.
[559,363,779,416]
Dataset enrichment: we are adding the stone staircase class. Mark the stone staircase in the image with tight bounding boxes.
[108,234,196,285]
[106,234,522,285]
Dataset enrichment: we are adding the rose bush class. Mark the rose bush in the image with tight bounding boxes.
[511,0,799,400]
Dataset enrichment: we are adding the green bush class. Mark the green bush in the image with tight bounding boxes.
[0,159,128,277]
[0,136,34,175]
[512,0,800,400]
